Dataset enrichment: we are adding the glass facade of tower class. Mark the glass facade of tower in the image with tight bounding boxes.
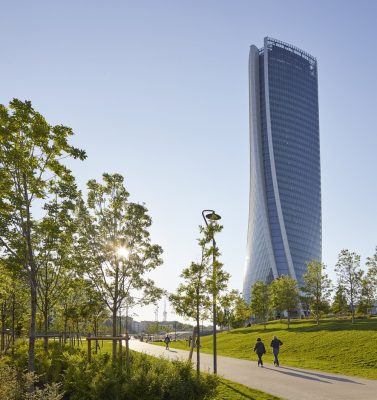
[243,38,321,303]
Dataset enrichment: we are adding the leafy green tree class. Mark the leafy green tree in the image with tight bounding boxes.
[357,277,375,315]
[335,249,363,323]
[0,260,29,354]
[0,260,12,352]
[331,284,349,315]
[301,260,332,324]
[229,292,251,328]
[250,281,270,329]
[217,290,250,329]
[269,276,300,328]
[200,221,230,330]
[170,221,229,375]
[75,173,163,362]
[170,250,212,375]
[0,99,85,373]
[35,194,78,351]
[57,277,88,344]
[146,322,161,336]
[80,284,109,339]
[366,247,377,299]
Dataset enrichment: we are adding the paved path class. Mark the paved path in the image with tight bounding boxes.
[129,340,377,400]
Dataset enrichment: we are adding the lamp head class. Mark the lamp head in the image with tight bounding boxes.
[205,211,221,221]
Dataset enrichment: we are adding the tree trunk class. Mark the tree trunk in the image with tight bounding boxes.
[287,311,290,329]
[94,319,98,354]
[43,265,49,352]
[112,262,119,362]
[196,287,200,378]
[23,174,37,377]
[1,303,5,352]
[43,305,48,352]
[112,306,117,362]
[11,293,15,355]
[64,314,68,344]
[29,270,37,374]
[125,307,130,368]
[76,320,80,346]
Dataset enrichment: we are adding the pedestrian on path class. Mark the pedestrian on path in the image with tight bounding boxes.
[253,337,266,367]
[164,334,171,350]
[270,335,283,366]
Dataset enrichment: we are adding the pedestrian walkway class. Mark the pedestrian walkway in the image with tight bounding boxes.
[129,340,377,400]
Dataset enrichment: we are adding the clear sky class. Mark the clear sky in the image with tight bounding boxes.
[1,0,376,322]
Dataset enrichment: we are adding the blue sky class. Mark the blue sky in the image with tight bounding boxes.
[1,0,376,322]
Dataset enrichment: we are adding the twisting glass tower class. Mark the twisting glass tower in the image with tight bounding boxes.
[243,37,321,303]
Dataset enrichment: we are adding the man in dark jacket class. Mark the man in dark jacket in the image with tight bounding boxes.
[254,337,266,367]
[164,335,171,350]
[270,335,283,366]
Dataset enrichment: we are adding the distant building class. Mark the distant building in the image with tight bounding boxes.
[130,319,141,333]
[243,37,322,303]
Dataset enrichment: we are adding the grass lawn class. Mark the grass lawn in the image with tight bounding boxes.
[155,318,377,379]
[215,377,281,400]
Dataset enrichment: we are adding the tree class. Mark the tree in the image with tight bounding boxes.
[0,99,86,373]
[335,249,363,323]
[170,255,209,374]
[57,277,87,344]
[301,260,332,324]
[146,322,161,336]
[269,276,300,328]
[229,293,251,328]
[169,259,212,373]
[250,281,270,329]
[35,193,78,351]
[357,277,375,315]
[217,290,250,329]
[170,221,229,376]
[366,247,377,300]
[76,173,163,363]
[0,260,12,352]
[200,221,230,329]
[0,260,28,354]
[331,284,349,315]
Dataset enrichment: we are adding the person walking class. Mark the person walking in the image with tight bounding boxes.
[164,334,171,350]
[254,338,266,367]
[270,335,283,366]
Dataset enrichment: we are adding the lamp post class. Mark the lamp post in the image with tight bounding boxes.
[202,209,221,374]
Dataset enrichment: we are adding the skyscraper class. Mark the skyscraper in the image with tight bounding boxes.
[243,37,321,303]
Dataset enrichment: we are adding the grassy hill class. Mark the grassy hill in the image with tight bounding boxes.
[160,318,377,379]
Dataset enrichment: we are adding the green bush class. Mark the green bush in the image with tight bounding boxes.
[64,351,217,400]
[0,364,63,400]
[3,342,218,399]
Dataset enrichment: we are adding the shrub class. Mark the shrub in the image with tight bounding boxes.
[0,364,63,400]
[64,351,217,400]
[3,342,218,399]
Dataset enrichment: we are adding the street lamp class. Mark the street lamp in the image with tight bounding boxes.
[202,209,221,374]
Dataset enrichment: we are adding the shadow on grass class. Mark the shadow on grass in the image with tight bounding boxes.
[219,380,265,400]
[279,366,363,384]
[263,366,331,383]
